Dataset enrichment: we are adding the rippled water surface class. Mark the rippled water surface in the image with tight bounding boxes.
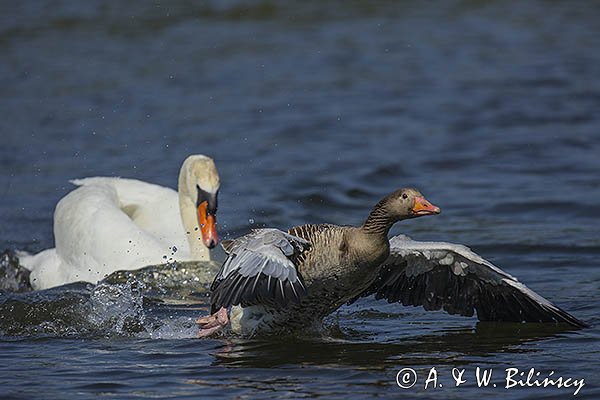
[1,1,600,399]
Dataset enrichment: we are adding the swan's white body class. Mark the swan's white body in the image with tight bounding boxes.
[20,155,220,290]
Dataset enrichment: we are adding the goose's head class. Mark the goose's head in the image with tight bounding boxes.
[180,155,220,249]
[385,188,441,221]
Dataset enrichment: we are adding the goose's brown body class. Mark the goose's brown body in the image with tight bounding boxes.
[265,225,390,332]
[292,225,389,299]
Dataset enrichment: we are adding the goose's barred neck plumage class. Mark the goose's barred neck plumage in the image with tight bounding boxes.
[362,198,395,236]
[198,188,587,337]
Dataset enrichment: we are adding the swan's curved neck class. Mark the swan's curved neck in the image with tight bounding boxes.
[178,165,210,261]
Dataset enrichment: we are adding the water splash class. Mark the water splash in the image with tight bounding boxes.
[86,278,147,335]
[0,262,220,339]
[0,250,33,293]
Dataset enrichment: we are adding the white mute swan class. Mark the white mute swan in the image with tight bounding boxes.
[19,155,220,290]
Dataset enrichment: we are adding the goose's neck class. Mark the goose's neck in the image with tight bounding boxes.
[362,201,395,237]
[178,169,210,261]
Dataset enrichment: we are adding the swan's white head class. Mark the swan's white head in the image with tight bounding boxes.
[179,155,220,249]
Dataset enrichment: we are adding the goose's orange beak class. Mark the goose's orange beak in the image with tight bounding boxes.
[198,201,218,249]
[412,196,441,216]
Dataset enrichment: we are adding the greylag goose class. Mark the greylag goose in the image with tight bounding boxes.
[19,155,220,290]
[197,188,586,337]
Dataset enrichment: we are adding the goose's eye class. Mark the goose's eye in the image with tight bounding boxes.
[402,193,408,200]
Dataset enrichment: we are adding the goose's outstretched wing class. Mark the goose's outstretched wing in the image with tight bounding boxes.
[356,235,586,327]
[210,229,310,312]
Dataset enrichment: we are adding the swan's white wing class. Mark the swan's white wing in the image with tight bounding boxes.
[22,177,188,289]
[71,177,187,254]
[57,180,172,274]
[210,229,310,312]
[357,234,586,327]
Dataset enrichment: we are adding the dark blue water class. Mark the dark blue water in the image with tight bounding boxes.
[1,1,600,398]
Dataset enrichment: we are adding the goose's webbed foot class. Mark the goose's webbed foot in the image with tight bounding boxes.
[196,307,229,338]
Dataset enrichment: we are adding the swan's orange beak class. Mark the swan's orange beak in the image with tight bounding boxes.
[198,201,218,249]
[412,196,441,216]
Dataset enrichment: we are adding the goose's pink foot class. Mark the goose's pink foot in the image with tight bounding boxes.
[197,307,229,338]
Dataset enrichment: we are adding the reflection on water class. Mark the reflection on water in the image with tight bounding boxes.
[211,323,575,370]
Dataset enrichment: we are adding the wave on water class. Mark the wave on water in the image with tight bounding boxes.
[0,251,32,293]
[0,253,221,340]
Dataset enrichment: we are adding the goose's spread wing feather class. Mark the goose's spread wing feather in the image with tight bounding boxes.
[357,234,586,327]
[211,229,310,312]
